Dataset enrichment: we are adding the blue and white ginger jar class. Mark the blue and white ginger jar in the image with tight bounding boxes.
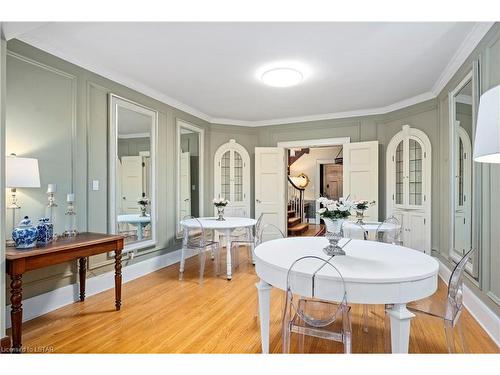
[12,216,39,249]
[37,217,53,246]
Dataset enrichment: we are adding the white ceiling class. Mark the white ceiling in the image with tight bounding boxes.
[9,22,494,126]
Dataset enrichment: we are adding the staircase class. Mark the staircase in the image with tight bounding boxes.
[287,176,309,236]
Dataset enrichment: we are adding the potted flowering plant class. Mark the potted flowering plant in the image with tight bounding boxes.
[317,196,355,233]
[316,196,354,255]
[353,200,376,224]
[137,197,149,217]
[213,197,230,221]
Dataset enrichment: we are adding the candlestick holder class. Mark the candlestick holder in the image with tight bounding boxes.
[45,191,58,238]
[63,201,78,237]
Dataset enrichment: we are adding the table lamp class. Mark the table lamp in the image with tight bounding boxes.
[474,85,500,163]
[5,154,41,246]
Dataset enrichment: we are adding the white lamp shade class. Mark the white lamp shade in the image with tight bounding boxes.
[6,156,41,188]
[474,85,500,163]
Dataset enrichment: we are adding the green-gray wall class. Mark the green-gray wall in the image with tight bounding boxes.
[4,39,211,300]
[4,22,500,319]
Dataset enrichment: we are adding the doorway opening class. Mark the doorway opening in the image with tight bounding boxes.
[286,145,344,236]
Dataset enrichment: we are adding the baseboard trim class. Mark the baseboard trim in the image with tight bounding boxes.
[437,260,500,347]
[5,248,185,329]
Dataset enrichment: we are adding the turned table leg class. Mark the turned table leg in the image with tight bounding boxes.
[10,273,23,353]
[79,257,87,301]
[114,250,122,310]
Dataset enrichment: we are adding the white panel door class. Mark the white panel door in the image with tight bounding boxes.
[121,156,143,213]
[255,147,286,235]
[179,151,191,219]
[343,141,379,221]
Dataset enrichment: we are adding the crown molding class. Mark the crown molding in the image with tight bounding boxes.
[14,22,492,128]
[212,91,436,127]
[431,22,494,96]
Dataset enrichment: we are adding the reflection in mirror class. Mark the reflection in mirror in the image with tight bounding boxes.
[177,120,204,237]
[451,72,477,277]
[109,95,157,250]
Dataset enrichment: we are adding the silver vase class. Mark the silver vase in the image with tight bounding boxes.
[322,218,346,256]
[216,206,225,221]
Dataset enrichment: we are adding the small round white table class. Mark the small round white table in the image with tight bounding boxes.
[117,214,151,240]
[254,237,438,353]
[180,217,257,280]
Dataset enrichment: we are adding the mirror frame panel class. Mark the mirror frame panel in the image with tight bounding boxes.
[448,64,480,278]
[176,119,204,238]
[108,94,158,252]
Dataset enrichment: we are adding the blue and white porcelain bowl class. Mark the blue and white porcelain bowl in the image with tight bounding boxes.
[12,216,39,249]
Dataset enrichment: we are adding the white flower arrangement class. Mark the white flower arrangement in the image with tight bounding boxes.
[213,197,230,207]
[353,199,376,211]
[316,196,355,219]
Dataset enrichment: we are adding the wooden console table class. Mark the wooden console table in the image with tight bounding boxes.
[6,232,124,353]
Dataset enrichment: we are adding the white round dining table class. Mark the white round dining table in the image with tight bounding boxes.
[254,236,439,353]
[180,217,257,280]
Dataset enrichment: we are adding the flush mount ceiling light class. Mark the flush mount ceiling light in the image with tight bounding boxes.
[260,67,303,87]
[257,61,310,88]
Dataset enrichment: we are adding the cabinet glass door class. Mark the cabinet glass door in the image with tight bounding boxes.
[220,151,231,200]
[395,140,404,205]
[233,151,244,203]
[408,137,423,207]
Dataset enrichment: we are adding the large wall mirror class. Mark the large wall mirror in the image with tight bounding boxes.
[176,119,204,237]
[109,94,157,251]
[449,65,479,277]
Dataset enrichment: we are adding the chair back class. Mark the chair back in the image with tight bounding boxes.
[375,215,402,244]
[256,223,285,246]
[254,213,265,235]
[446,248,475,324]
[181,215,207,248]
[284,256,348,328]
[341,221,367,240]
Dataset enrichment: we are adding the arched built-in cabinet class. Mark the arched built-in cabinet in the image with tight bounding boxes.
[386,125,431,254]
[214,139,251,217]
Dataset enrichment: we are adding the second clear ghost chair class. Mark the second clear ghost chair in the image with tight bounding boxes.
[340,221,371,332]
[341,221,367,241]
[282,255,352,353]
[229,213,266,266]
[386,248,475,353]
[376,216,403,245]
[179,216,220,283]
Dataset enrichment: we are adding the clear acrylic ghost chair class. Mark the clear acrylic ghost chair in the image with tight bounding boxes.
[375,216,403,245]
[254,223,286,323]
[386,248,475,353]
[256,223,286,245]
[340,221,372,333]
[179,216,220,283]
[282,256,352,354]
[341,221,367,241]
[230,213,265,266]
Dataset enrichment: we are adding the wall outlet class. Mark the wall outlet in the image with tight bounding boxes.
[92,180,99,191]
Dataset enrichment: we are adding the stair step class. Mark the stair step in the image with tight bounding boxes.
[287,210,295,218]
[288,217,301,226]
[288,223,309,235]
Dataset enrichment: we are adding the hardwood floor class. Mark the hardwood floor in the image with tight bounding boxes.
[10,248,499,354]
